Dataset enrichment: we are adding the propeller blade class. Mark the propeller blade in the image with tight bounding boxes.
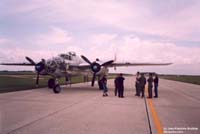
[91,73,96,86]
[101,60,114,66]
[81,55,92,65]
[36,72,39,87]
[25,57,36,65]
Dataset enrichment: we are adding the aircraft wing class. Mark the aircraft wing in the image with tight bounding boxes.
[0,63,34,66]
[108,62,172,67]
[70,64,90,70]
[0,57,36,66]
[70,62,172,70]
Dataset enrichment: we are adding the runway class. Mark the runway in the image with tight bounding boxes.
[0,77,200,134]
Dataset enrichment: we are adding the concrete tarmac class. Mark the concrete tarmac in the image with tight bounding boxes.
[0,77,200,134]
[153,79,200,134]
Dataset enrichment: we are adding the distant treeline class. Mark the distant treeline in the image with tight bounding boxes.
[0,71,35,75]
[160,75,200,85]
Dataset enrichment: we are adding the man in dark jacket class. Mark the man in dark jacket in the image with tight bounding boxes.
[135,72,140,96]
[139,73,146,98]
[118,73,125,98]
[147,73,153,98]
[153,74,159,98]
[114,75,119,96]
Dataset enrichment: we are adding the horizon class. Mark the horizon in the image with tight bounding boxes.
[1,69,200,76]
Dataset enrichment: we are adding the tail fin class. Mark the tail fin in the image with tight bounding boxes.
[114,53,117,70]
[114,53,117,62]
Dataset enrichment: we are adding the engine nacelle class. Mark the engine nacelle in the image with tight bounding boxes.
[91,62,101,73]
[35,61,45,72]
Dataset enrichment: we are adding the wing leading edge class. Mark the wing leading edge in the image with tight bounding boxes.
[0,63,34,66]
[109,62,172,67]
[0,61,172,69]
[72,62,172,70]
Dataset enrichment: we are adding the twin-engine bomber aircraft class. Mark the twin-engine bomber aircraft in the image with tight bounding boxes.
[0,51,172,93]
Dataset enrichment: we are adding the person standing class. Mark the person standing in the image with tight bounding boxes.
[147,73,153,98]
[114,75,119,96]
[102,75,108,97]
[118,73,125,98]
[135,72,140,96]
[139,73,146,98]
[153,74,159,98]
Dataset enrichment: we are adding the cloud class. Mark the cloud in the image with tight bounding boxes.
[35,26,73,45]
[0,37,11,44]
[0,0,48,16]
[0,32,200,74]
[1,1,200,74]
[4,0,200,42]
[82,34,200,65]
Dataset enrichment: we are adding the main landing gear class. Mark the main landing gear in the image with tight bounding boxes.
[48,78,61,93]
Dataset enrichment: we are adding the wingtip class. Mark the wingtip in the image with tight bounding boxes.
[167,63,173,65]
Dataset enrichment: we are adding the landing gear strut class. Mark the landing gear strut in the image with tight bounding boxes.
[48,78,55,89]
[48,78,61,93]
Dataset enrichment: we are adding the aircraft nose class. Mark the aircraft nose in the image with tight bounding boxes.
[35,62,45,72]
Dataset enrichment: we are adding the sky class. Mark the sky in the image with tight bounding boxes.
[0,0,200,75]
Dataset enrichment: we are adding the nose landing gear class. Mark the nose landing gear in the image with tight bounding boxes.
[48,78,61,93]
[53,84,61,93]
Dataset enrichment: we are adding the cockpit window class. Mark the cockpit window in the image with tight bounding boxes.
[59,54,72,60]
[60,54,65,58]
[68,51,76,56]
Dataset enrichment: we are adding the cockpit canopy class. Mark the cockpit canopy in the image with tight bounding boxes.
[68,51,76,56]
[59,52,76,60]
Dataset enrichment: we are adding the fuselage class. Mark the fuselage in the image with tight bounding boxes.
[40,52,108,78]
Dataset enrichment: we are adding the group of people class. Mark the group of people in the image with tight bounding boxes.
[135,72,159,98]
[99,73,125,97]
[98,72,159,98]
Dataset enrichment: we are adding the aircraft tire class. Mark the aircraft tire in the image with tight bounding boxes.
[48,78,55,89]
[53,84,61,93]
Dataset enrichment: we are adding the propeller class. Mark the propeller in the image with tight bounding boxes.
[81,55,92,65]
[25,57,36,65]
[91,73,96,86]
[25,57,45,86]
[81,55,114,86]
[36,72,39,86]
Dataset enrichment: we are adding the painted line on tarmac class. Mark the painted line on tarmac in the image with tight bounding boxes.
[146,87,163,134]
[148,99,163,134]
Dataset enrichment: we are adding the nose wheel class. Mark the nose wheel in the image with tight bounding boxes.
[48,78,61,93]
[53,84,61,93]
